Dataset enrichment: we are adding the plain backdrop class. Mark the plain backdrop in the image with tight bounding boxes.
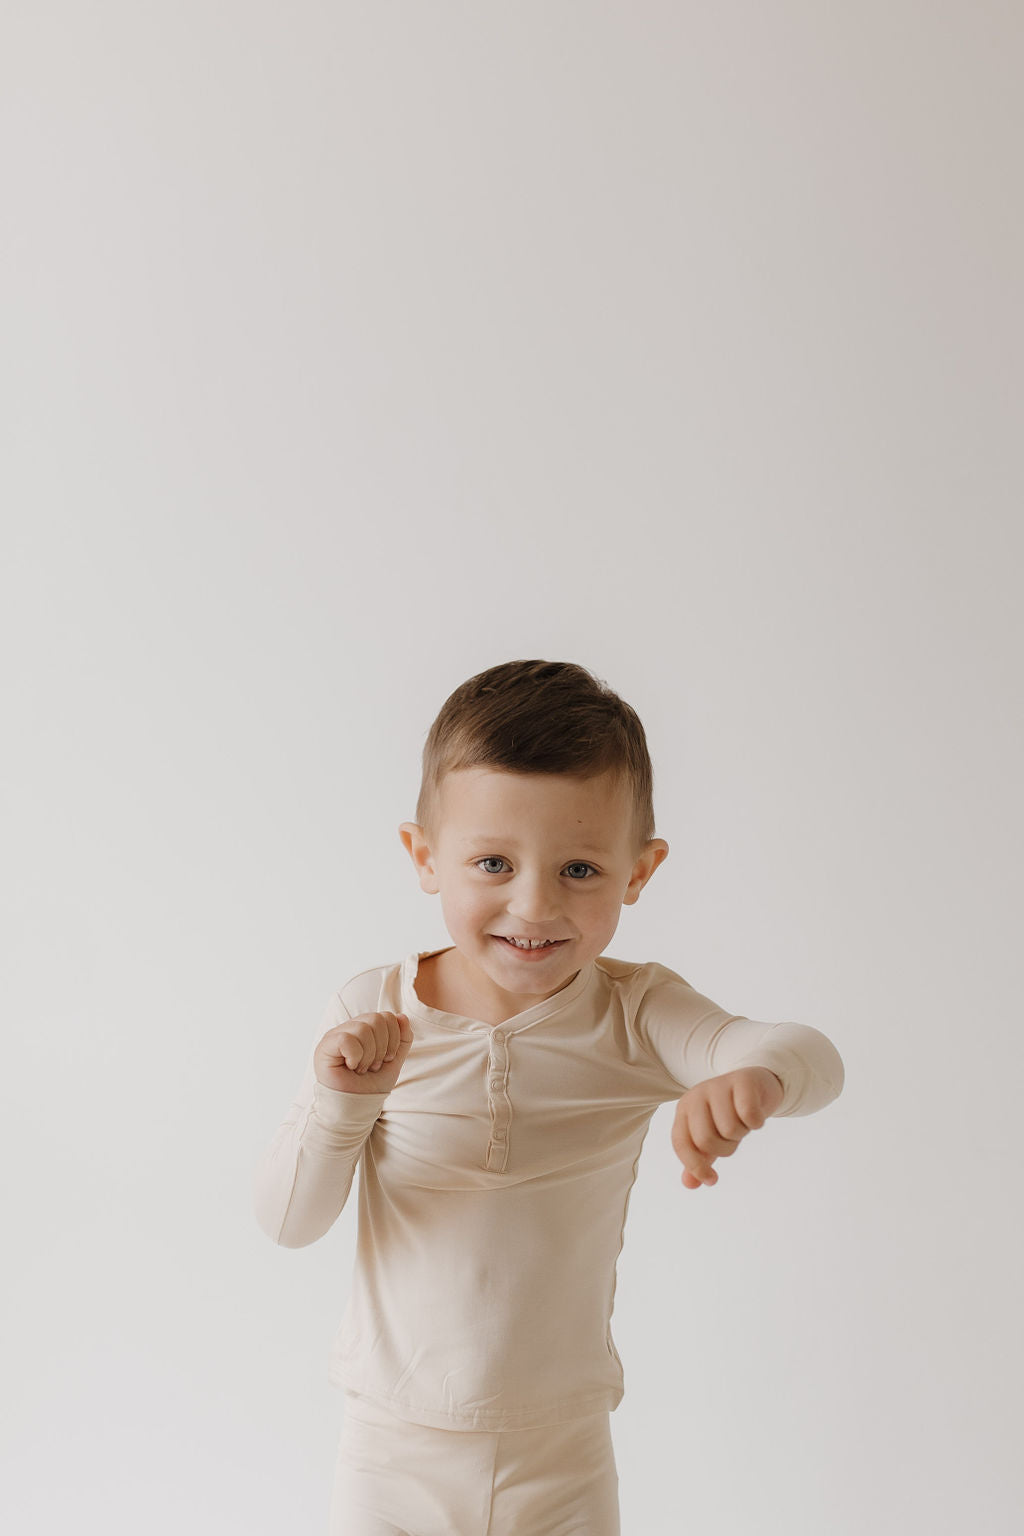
[3,4,1021,1533]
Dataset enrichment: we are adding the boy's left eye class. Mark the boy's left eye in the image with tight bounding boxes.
[474,857,596,879]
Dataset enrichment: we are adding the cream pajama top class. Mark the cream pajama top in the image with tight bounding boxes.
[253,947,844,1432]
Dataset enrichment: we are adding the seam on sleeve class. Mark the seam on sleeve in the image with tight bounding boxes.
[275,991,354,1244]
[275,1116,316,1245]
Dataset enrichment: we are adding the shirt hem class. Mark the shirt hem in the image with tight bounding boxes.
[329,1367,623,1430]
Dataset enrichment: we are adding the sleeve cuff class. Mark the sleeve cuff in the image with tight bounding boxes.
[310,1078,390,1130]
[733,1023,845,1118]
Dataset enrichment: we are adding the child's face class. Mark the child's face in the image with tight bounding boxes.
[399,767,669,1016]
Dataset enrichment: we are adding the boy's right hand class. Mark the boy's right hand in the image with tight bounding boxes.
[314,1012,414,1095]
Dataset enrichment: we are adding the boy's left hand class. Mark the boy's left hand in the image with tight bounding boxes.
[671,1067,785,1189]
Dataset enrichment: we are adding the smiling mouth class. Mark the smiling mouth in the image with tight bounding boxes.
[493,935,569,953]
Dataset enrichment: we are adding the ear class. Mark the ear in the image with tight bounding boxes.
[398,822,440,894]
[622,839,670,906]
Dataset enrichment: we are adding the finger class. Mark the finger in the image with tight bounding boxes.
[689,1096,742,1167]
[705,1084,750,1143]
[358,1016,389,1072]
[333,1029,368,1071]
[383,1013,402,1062]
[382,1012,407,1062]
[673,1105,717,1184]
[672,1100,706,1168]
[366,1013,408,1072]
[731,1077,769,1131]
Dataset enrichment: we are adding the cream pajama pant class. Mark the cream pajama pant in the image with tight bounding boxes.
[329,1391,621,1536]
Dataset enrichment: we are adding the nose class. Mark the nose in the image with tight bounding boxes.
[505,870,563,926]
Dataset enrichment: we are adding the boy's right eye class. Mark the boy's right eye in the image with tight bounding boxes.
[475,857,508,874]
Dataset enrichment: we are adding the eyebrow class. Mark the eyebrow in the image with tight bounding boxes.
[459,834,611,857]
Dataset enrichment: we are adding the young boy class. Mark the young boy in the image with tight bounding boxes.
[253,659,845,1536]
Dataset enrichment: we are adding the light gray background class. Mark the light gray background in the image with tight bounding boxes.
[4,4,1021,1533]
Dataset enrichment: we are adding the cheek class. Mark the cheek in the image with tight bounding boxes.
[441,885,489,924]
[586,895,625,933]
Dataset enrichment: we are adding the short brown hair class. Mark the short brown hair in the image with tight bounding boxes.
[414,659,657,855]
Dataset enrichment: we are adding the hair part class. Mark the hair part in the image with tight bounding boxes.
[414,659,657,857]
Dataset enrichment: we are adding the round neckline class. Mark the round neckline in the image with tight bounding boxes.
[402,946,596,1033]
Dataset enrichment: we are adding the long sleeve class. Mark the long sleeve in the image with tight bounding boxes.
[633,971,845,1117]
[252,991,390,1248]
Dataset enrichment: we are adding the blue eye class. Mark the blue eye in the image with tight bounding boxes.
[473,858,597,879]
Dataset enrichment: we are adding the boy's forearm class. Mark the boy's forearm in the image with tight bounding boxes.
[252,1082,386,1247]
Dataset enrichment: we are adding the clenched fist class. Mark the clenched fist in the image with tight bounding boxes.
[671,1066,784,1188]
[314,1011,414,1095]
